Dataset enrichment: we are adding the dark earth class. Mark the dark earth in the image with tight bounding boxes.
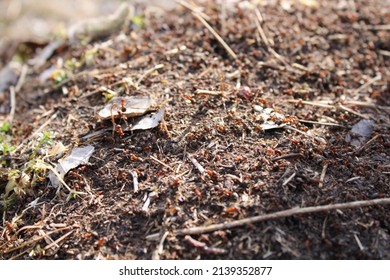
[0,0,389,259]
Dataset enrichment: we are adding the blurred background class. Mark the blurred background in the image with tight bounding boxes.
[0,0,177,42]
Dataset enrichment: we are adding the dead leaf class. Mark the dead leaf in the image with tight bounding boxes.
[345,119,375,147]
[97,96,157,120]
[129,107,165,131]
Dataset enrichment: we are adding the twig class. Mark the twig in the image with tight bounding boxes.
[286,99,335,109]
[282,172,296,186]
[184,235,227,255]
[191,12,237,59]
[7,86,16,124]
[254,9,305,73]
[15,64,28,93]
[164,45,187,55]
[176,0,210,21]
[338,104,370,119]
[343,100,390,112]
[284,125,327,144]
[298,119,345,128]
[195,89,222,96]
[135,64,164,87]
[174,197,390,235]
[273,153,302,161]
[44,163,86,196]
[43,229,74,250]
[345,176,360,183]
[3,225,78,254]
[321,215,328,239]
[254,9,270,47]
[379,50,390,57]
[352,74,381,95]
[142,191,158,212]
[150,155,174,171]
[354,233,365,251]
[366,24,390,30]
[152,231,169,260]
[130,170,139,192]
[356,134,381,155]
[319,163,328,188]
[187,154,205,174]
[39,229,56,248]
[11,112,58,154]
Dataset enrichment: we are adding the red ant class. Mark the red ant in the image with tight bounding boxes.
[110,98,129,137]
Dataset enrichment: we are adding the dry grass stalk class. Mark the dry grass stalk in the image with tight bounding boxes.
[195,89,223,96]
[187,154,205,174]
[130,170,139,192]
[136,64,164,87]
[150,155,174,171]
[319,163,328,188]
[191,12,237,59]
[174,197,390,236]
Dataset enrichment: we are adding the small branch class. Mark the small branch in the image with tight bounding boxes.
[187,154,205,174]
[354,233,365,251]
[284,125,327,144]
[176,0,210,21]
[366,24,390,30]
[184,235,227,255]
[135,64,164,87]
[150,155,174,171]
[379,49,390,57]
[298,119,345,128]
[174,197,390,236]
[286,99,334,109]
[338,104,370,119]
[195,89,222,96]
[152,231,169,260]
[142,191,158,212]
[8,86,16,124]
[164,45,187,55]
[11,112,58,154]
[352,74,381,95]
[343,100,390,112]
[356,134,381,156]
[319,163,328,188]
[43,229,74,250]
[130,170,139,192]
[15,64,28,93]
[254,9,305,74]
[191,12,237,59]
[273,153,302,161]
[3,225,78,254]
[282,172,296,186]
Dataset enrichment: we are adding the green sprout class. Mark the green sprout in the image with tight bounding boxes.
[131,16,145,29]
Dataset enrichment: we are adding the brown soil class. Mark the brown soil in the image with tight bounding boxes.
[1,0,390,259]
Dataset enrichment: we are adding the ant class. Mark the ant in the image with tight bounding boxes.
[110,97,129,137]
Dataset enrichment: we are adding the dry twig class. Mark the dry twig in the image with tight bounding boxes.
[352,74,381,95]
[43,230,74,250]
[191,12,237,59]
[195,89,223,96]
[136,64,164,87]
[11,112,58,154]
[187,154,205,174]
[319,163,328,188]
[150,155,174,171]
[130,170,139,192]
[174,197,390,235]
[7,86,16,124]
[176,0,210,20]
